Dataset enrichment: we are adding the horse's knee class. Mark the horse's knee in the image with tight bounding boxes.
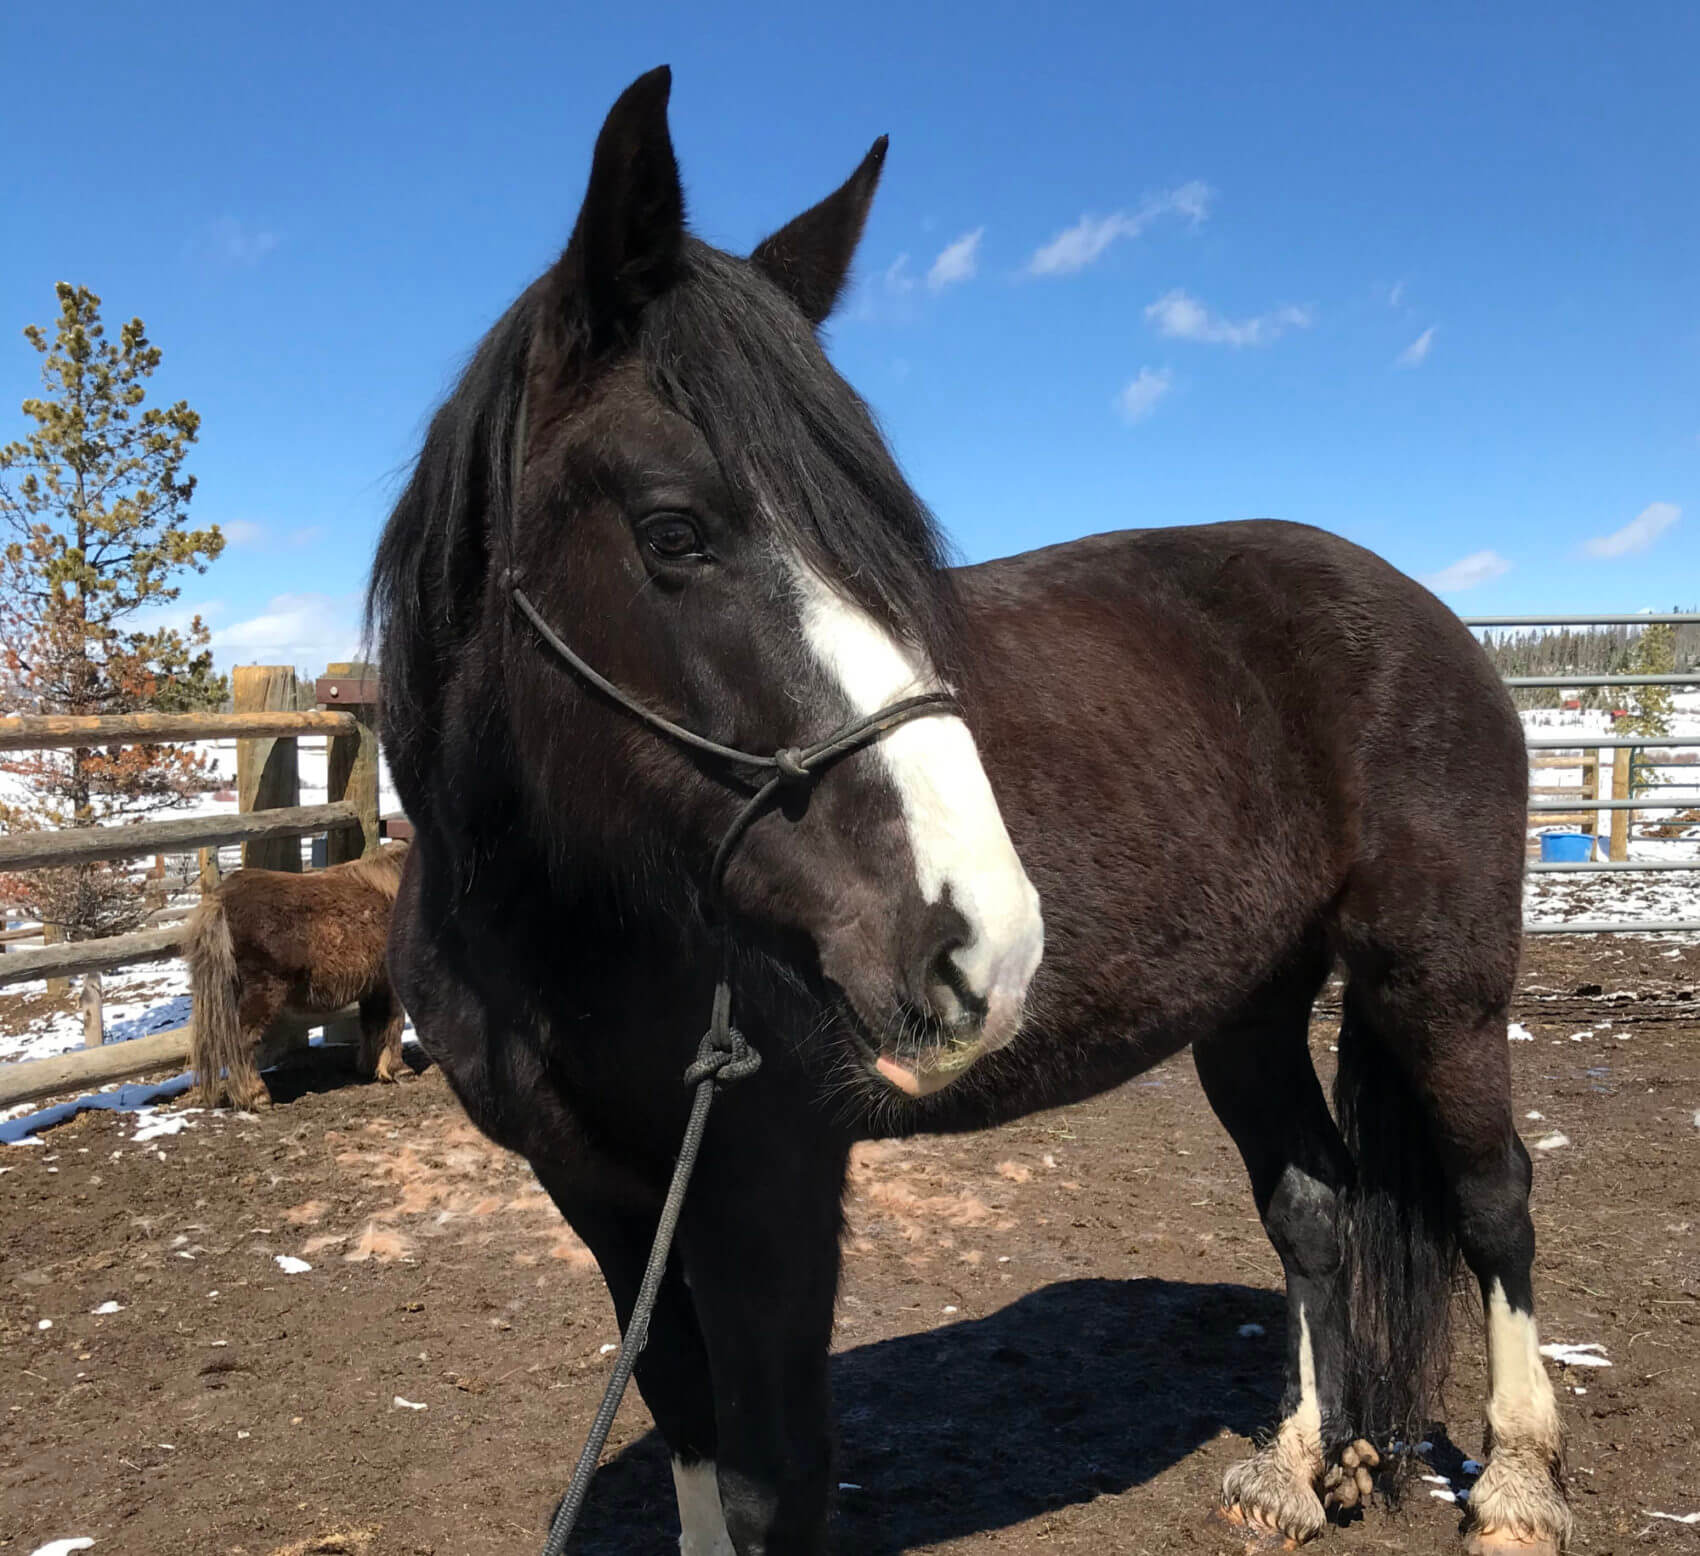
[1264,1164,1343,1280]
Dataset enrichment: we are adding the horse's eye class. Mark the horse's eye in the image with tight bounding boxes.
[640,513,706,562]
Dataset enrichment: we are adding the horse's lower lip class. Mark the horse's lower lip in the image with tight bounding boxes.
[872,1039,983,1098]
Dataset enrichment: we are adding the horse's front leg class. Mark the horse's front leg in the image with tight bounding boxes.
[679,1123,849,1556]
[534,1166,732,1556]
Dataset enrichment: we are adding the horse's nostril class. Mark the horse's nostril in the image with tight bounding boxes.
[910,901,983,1028]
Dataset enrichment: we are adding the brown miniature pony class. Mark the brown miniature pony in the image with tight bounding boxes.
[188,842,410,1108]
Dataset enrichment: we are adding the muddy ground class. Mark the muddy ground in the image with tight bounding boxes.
[2,936,1697,1556]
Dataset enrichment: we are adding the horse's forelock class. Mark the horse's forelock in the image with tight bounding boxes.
[638,241,957,670]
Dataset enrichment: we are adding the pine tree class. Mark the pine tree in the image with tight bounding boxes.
[0,283,226,938]
[1619,623,1675,799]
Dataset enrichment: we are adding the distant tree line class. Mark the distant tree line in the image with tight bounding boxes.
[1480,617,1700,711]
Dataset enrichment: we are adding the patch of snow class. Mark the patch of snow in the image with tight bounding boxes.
[90,1301,123,1315]
[132,1108,198,1143]
[1532,1132,1570,1151]
[1526,1111,1545,1121]
[273,1255,312,1275]
[1645,1511,1700,1525]
[1540,1341,1611,1368]
[1507,1023,1535,1042]
[29,1541,95,1556]
[1461,1459,1483,1476]
[393,1396,427,1410]
[37,1318,52,1330]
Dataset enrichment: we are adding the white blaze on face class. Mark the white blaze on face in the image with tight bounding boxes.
[672,1458,735,1556]
[792,564,1043,1048]
[1484,1279,1562,1451]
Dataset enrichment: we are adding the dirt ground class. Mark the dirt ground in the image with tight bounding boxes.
[2,936,1697,1556]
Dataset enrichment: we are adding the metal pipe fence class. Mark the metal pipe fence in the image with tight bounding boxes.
[1460,610,1700,937]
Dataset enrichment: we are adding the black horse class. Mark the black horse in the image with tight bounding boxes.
[372,68,1567,1556]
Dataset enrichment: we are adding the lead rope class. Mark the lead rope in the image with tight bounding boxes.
[518,584,957,1556]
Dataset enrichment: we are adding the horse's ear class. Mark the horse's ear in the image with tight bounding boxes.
[751,137,888,326]
[557,66,685,345]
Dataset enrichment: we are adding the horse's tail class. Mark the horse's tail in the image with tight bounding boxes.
[1334,995,1460,1450]
[186,894,243,1106]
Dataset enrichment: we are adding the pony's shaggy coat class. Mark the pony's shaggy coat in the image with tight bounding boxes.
[188,845,409,1108]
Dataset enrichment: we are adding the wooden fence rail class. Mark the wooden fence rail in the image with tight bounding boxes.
[0,801,360,875]
[0,709,355,751]
[0,925,188,990]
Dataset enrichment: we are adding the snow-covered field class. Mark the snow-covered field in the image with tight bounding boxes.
[2,700,1696,1078]
[1521,689,1700,929]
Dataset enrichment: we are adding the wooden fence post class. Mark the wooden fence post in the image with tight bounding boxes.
[198,845,222,897]
[234,666,302,873]
[44,922,68,1001]
[1610,748,1631,861]
[81,972,104,1048]
[321,661,381,864]
[1581,752,1598,838]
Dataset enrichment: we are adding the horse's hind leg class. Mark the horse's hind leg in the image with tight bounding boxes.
[533,1168,731,1556]
[1195,944,1366,1543]
[359,992,407,1083]
[1343,966,1569,1555]
[229,977,284,1110]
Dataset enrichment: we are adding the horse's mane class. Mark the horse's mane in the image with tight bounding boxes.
[368,239,956,801]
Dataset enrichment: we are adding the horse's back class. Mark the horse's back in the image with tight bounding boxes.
[956,519,1523,860]
[215,858,398,997]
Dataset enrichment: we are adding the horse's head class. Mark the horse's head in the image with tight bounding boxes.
[378,68,1041,1099]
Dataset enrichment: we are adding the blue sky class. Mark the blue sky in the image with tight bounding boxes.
[1,2,1695,671]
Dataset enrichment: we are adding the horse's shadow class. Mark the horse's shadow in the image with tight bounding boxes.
[568,1276,1284,1553]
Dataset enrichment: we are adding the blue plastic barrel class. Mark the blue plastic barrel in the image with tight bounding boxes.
[1539,831,1594,864]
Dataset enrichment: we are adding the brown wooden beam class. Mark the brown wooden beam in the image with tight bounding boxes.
[0,710,355,751]
[0,801,359,875]
[0,925,187,988]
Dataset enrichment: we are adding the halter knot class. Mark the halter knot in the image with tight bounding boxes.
[682,979,764,1089]
[773,747,811,784]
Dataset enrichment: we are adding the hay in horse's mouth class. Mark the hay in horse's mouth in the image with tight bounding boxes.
[834,995,989,1098]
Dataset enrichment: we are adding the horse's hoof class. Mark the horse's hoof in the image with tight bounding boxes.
[1215,1504,1302,1551]
[1221,1444,1327,1546]
[1464,1532,1562,1556]
[1463,1442,1570,1555]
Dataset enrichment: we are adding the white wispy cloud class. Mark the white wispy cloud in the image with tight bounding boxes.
[220,520,268,547]
[1027,182,1212,277]
[215,520,324,552]
[197,217,279,267]
[1115,367,1173,424]
[1144,289,1314,347]
[212,592,364,672]
[927,228,984,292]
[1583,501,1681,559]
[1396,326,1436,368]
[1388,280,1406,307]
[1423,550,1512,593]
[883,253,916,295]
